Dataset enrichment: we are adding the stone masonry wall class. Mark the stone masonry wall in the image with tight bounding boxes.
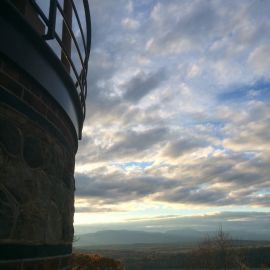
[0,106,75,244]
[0,54,77,269]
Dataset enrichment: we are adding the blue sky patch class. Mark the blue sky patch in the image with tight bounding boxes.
[218,80,270,103]
[112,161,153,171]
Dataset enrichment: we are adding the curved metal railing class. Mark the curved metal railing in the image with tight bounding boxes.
[29,0,91,121]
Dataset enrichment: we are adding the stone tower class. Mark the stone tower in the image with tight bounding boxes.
[0,0,91,269]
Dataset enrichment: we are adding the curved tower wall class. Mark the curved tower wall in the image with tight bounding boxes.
[0,0,91,269]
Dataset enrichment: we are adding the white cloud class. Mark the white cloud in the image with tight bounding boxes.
[121,18,140,30]
[248,44,270,76]
[187,64,201,79]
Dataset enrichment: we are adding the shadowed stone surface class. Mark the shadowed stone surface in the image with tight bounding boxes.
[0,184,19,239]
[0,106,75,245]
[23,136,43,168]
[0,120,21,156]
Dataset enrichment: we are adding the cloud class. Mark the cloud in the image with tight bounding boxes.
[122,69,166,102]
[248,44,270,76]
[76,100,270,209]
[162,137,209,158]
[73,0,270,228]
[107,126,168,155]
[75,135,270,208]
[121,18,140,30]
[75,171,177,205]
[76,126,169,166]
[222,101,270,153]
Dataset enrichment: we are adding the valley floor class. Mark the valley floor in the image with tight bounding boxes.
[74,242,270,270]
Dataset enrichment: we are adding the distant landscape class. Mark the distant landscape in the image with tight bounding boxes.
[74,229,270,246]
[73,229,270,269]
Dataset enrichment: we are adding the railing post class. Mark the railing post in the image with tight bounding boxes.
[45,0,56,40]
[61,0,72,73]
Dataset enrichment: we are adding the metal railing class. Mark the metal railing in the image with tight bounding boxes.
[29,0,91,121]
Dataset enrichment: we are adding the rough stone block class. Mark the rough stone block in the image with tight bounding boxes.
[14,202,47,242]
[0,184,18,239]
[45,201,62,242]
[0,119,22,156]
[23,136,43,168]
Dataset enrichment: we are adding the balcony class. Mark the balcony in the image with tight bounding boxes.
[0,0,91,139]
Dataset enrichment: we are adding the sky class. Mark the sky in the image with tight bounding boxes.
[72,0,270,234]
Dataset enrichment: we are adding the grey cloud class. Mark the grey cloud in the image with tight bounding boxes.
[76,126,169,164]
[195,156,267,186]
[75,172,177,204]
[121,106,166,127]
[199,155,269,187]
[157,186,229,206]
[123,69,166,102]
[76,128,270,208]
[219,171,264,186]
[147,1,219,54]
[152,150,270,207]
[199,161,234,181]
[75,146,270,208]
[170,1,217,43]
[163,137,209,158]
[222,103,270,152]
[75,206,118,213]
[107,127,169,156]
[146,0,270,67]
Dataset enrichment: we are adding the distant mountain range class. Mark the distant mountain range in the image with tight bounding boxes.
[74,229,270,246]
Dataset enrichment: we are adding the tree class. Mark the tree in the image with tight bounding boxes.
[191,226,249,269]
